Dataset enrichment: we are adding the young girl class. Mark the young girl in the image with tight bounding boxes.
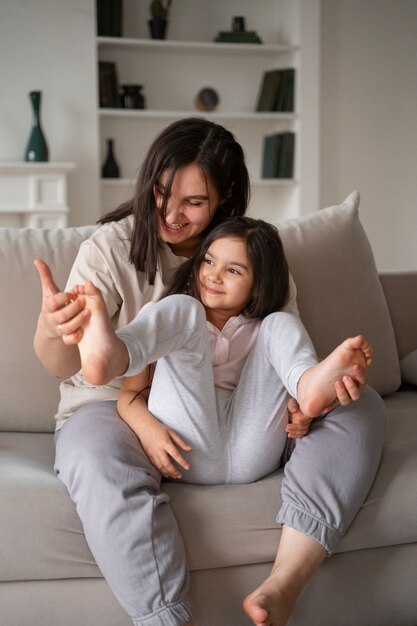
[72,217,372,489]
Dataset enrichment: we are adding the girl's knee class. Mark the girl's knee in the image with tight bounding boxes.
[259,311,296,338]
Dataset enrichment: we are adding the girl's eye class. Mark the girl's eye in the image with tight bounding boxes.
[203,257,213,265]
[228,268,241,275]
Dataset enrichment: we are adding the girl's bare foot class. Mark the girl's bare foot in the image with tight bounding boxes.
[298,335,373,417]
[73,281,129,385]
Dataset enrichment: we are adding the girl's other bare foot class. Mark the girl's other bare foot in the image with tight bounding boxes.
[73,281,129,385]
[298,335,373,417]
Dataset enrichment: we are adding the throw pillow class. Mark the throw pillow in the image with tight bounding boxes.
[276,191,401,396]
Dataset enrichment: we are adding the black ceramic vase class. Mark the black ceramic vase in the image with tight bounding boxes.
[102,139,120,178]
[24,91,49,162]
[148,18,168,40]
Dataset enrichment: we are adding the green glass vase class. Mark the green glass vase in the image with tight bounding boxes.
[24,91,49,162]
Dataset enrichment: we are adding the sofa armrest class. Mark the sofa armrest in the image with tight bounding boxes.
[379,271,417,360]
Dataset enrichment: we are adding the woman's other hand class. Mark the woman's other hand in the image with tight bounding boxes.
[34,258,90,345]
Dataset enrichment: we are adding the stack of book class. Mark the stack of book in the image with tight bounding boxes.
[256,68,295,112]
[261,132,295,179]
[98,61,120,108]
[214,31,262,44]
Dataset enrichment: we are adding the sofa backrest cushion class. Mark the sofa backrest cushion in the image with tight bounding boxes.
[0,226,96,432]
[0,193,401,432]
[276,191,401,396]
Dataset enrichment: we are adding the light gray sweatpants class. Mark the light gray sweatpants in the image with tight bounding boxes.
[54,295,386,626]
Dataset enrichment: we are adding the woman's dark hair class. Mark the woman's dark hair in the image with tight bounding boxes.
[99,118,250,284]
[163,217,290,319]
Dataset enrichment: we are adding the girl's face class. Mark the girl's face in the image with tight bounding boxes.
[155,163,221,257]
[198,236,254,320]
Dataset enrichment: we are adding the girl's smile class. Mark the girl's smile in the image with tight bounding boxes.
[199,236,254,327]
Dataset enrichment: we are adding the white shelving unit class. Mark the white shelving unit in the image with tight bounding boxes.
[96,0,320,223]
[0,162,75,228]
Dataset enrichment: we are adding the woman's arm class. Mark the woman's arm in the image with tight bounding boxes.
[33,259,90,378]
[118,366,192,479]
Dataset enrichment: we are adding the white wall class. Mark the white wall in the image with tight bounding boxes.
[321,0,417,270]
[0,0,415,269]
[0,0,99,226]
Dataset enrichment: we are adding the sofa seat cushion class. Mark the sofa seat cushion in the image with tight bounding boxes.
[1,390,416,582]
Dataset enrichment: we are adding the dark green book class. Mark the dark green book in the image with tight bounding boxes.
[284,132,295,178]
[275,69,295,112]
[256,69,284,112]
[214,31,262,44]
[277,132,295,178]
[261,133,283,178]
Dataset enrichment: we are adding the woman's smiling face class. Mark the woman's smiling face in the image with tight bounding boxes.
[155,163,221,257]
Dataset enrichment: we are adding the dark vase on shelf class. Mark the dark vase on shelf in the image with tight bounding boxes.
[148,18,168,40]
[120,85,146,109]
[24,91,49,162]
[102,139,120,178]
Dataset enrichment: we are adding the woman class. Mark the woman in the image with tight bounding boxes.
[34,118,385,626]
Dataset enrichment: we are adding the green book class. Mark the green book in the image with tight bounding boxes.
[284,132,295,178]
[256,69,284,112]
[214,31,262,44]
[275,68,295,112]
[277,132,295,178]
[261,133,283,178]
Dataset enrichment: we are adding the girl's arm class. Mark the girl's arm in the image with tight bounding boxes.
[117,366,192,479]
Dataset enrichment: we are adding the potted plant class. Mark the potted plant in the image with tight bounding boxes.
[148,0,172,40]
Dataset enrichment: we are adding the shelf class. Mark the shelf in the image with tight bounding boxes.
[101,178,297,188]
[99,109,298,121]
[0,162,76,175]
[97,37,298,56]
[95,0,320,220]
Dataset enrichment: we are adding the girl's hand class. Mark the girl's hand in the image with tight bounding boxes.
[138,420,192,479]
[286,397,314,439]
[34,259,90,344]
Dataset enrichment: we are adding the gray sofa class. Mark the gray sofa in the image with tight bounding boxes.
[1,192,417,626]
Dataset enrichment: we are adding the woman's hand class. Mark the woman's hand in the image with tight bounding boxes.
[34,259,90,345]
[137,419,192,480]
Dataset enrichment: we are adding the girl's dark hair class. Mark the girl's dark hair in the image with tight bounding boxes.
[163,217,290,319]
[99,118,250,284]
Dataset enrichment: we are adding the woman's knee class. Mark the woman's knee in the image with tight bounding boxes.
[357,385,387,436]
[55,402,157,484]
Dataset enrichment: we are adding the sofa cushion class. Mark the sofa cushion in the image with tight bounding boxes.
[1,390,417,581]
[276,192,401,396]
[0,226,96,432]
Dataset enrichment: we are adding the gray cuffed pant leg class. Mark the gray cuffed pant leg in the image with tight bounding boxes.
[54,401,193,626]
[277,385,386,553]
